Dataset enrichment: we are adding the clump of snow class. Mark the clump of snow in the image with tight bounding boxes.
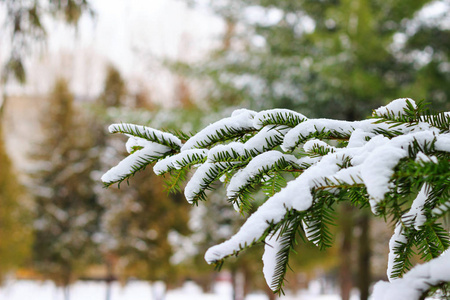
[226,151,297,200]
[302,219,320,246]
[401,184,429,230]
[125,136,148,153]
[347,128,374,148]
[282,119,355,152]
[181,109,256,151]
[109,123,182,149]
[244,125,290,154]
[262,228,284,291]
[360,131,437,212]
[374,250,450,300]
[386,223,408,282]
[207,142,245,163]
[102,142,171,184]
[153,149,208,175]
[253,109,307,129]
[361,145,407,211]
[415,151,438,164]
[373,98,416,118]
[303,139,335,153]
[435,134,450,152]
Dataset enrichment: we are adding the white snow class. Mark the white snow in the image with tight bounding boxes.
[281,119,355,152]
[401,184,429,230]
[184,162,229,203]
[435,133,450,152]
[415,151,438,164]
[253,109,307,129]
[0,279,356,300]
[109,123,182,149]
[262,228,284,290]
[360,131,437,212]
[360,145,407,209]
[243,125,290,154]
[303,139,335,153]
[207,142,245,163]
[374,250,450,300]
[227,151,298,200]
[373,98,416,117]
[102,142,171,183]
[125,136,149,153]
[153,149,208,175]
[181,109,256,151]
[386,223,408,282]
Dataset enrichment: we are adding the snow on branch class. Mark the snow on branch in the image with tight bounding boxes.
[181,109,256,151]
[102,98,450,299]
[109,123,182,150]
[373,250,450,300]
[253,108,307,129]
[101,140,172,186]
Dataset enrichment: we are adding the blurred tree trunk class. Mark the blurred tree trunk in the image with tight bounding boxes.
[231,268,245,300]
[357,212,371,300]
[339,203,353,300]
[105,257,114,300]
[264,284,277,300]
[64,285,70,300]
[0,92,7,122]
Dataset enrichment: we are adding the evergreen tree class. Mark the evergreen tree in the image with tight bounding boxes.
[103,98,450,300]
[30,78,101,295]
[0,129,32,281]
[94,65,191,287]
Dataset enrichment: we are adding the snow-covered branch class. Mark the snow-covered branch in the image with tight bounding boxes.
[103,98,450,298]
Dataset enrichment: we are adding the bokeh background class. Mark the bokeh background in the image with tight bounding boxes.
[0,0,449,299]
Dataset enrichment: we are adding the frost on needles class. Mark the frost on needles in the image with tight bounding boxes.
[102,98,450,299]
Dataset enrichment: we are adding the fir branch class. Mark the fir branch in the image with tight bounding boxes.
[302,191,336,250]
[109,123,182,150]
[268,212,304,294]
[255,110,307,128]
[163,168,188,194]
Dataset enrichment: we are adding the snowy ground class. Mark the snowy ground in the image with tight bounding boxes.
[0,279,360,300]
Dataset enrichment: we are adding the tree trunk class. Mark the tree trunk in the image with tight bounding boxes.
[64,285,70,300]
[231,268,246,300]
[339,203,353,300]
[0,91,7,123]
[105,281,112,300]
[105,260,113,300]
[264,284,277,300]
[357,212,371,300]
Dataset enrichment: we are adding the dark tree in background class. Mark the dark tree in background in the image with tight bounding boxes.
[0,128,32,282]
[0,1,93,283]
[95,66,191,290]
[30,78,101,298]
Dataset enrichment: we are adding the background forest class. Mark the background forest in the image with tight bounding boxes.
[0,0,449,300]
